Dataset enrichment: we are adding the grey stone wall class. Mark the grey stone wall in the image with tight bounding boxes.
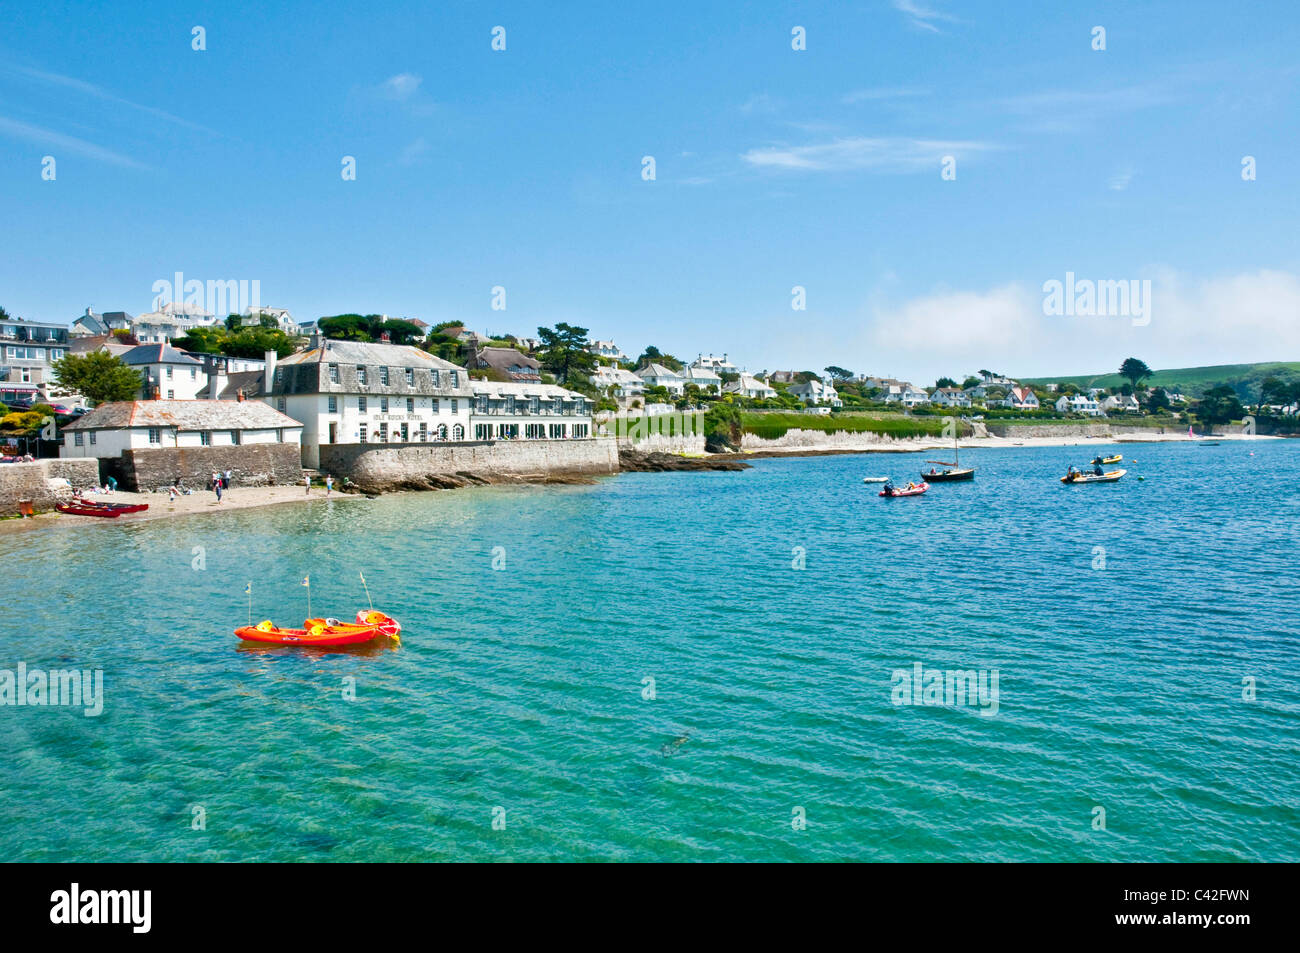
[114,444,303,491]
[318,438,619,493]
[0,459,101,516]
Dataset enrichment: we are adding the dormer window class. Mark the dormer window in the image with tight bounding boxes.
[357,366,367,385]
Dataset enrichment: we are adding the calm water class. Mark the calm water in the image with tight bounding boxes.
[2,440,1298,861]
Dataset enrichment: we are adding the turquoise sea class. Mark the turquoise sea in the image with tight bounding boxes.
[2,440,1298,861]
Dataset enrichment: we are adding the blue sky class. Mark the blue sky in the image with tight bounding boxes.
[1,0,1297,383]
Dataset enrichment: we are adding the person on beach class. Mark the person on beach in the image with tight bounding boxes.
[304,473,311,495]
[214,475,223,503]
[325,474,333,496]
[224,469,232,491]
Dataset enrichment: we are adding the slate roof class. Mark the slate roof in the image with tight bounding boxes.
[121,343,204,366]
[63,400,300,432]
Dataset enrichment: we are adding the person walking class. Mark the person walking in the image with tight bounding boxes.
[214,472,223,503]
[304,473,311,495]
[223,469,233,492]
[325,474,333,496]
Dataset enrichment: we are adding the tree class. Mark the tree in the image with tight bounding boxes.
[1259,376,1291,409]
[824,365,853,381]
[318,314,378,341]
[536,323,596,383]
[375,318,424,346]
[1194,384,1244,434]
[52,352,142,405]
[703,402,742,452]
[1145,387,1171,414]
[1119,357,1152,391]
[935,376,957,389]
[634,346,683,372]
[961,376,981,389]
[0,306,9,321]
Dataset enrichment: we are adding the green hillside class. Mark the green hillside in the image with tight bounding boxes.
[1020,362,1300,399]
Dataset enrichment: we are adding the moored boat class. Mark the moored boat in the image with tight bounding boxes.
[355,609,402,638]
[235,619,384,646]
[862,476,889,483]
[1091,454,1123,465]
[1061,468,1127,484]
[880,481,930,497]
[922,466,975,482]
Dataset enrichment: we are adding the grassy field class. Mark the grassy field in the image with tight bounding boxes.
[741,412,947,440]
[1020,362,1300,398]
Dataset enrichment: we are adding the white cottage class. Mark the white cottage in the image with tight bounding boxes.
[60,400,302,458]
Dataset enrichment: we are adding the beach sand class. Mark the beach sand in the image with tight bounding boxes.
[1,484,365,535]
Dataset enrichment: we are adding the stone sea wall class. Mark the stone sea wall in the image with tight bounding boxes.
[319,438,620,493]
[740,429,935,452]
[106,444,303,491]
[0,459,101,517]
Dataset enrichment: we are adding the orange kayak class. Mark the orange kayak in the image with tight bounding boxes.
[235,619,384,646]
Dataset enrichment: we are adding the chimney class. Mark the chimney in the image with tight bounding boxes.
[264,349,278,390]
[207,366,228,399]
[379,330,391,343]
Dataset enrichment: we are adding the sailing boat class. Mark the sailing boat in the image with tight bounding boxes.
[921,425,976,482]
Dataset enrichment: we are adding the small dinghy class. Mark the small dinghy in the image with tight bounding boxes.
[862,476,889,483]
[879,481,930,497]
[1061,468,1127,484]
[1092,454,1123,465]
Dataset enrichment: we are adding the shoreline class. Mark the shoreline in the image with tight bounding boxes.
[1,431,1281,535]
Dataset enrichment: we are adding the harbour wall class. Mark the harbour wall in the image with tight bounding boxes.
[318,438,620,493]
[0,459,101,517]
[104,444,304,492]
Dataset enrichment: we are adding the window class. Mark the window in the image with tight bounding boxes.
[148,428,161,444]
[74,432,84,446]
[450,399,458,413]
[358,396,367,413]
[475,424,490,440]
[190,367,196,379]
[406,397,414,412]
[550,423,564,439]
[573,424,589,438]
[166,366,173,379]
[279,397,288,412]
[200,431,211,446]
[404,368,414,386]
[88,431,96,445]
[450,371,459,387]
[506,396,516,414]
[437,424,448,440]
[328,363,339,383]
[274,369,283,388]
[167,390,174,399]
[379,366,389,385]
[358,424,367,443]
[526,423,544,439]
[530,397,540,414]
[418,422,427,441]
[356,366,367,385]
[378,423,388,442]
[327,396,337,413]
[381,397,389,413]
[431,370,440,387]
[452,424,464,440]
[431,398,440,413]
[399,423,408,442]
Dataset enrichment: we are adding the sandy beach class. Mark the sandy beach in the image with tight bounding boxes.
[0,484,367,535]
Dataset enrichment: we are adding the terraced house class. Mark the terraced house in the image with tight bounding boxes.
[0,317,70,406]
[263,339,473,468]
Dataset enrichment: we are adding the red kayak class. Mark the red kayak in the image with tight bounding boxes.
[355,610,401,639]
[55,498,149,517]
[879,481,930,498]
[235,619,384,647]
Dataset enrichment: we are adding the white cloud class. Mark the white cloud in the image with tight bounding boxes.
[858,269,1300,382]
[0,114,147,169]
[4,64,214,134]
[378,73,422,101]
[741,136,997,173]
[891,0,959,33]
[1108,168,1134,191]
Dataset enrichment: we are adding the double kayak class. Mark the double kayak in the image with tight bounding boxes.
[880,481,930,497]
[55,498,149,517]
[1062,468,1127,484]
[235,610,401,646]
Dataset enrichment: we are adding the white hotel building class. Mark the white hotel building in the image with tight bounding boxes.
[264,340,474,468]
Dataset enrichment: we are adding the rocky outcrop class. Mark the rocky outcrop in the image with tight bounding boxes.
[618,450,751,472]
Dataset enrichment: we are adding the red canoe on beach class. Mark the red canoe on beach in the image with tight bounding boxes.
[55,498,149,517]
